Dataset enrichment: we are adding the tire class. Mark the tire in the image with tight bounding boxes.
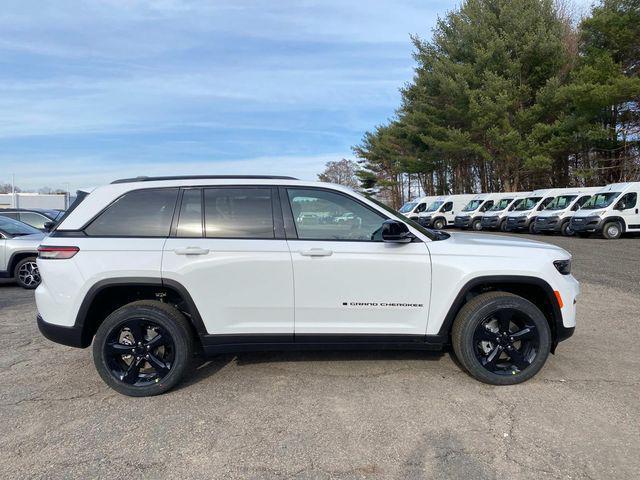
[499,221,508,232]
[528,221,538,234]
[602,221,623,240]
[93,300,194,397]
[451,291,551,385]
[433,218,446,230]
[560,221,574,237]
[472,219,482,231]
[14,256,40,289]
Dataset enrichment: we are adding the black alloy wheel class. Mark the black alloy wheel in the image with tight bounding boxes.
[93,301,194,396]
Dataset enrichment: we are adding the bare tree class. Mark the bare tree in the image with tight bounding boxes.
[317,159,360,189]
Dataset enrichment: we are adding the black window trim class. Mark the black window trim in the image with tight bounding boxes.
[170,185,284,240]
[281,185,393,243]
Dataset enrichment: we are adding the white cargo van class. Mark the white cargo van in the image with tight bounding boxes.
[417,194,477,229]
[480,193,531,231]
[398,196,436,220]
[534,187,602,236]
[570,182,640,239]
[504,188,584,234]
[454,193,514,230]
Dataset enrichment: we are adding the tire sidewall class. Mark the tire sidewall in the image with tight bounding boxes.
[14,257,40,289]
[472,219,482,231]
[560,221,573,236]
[603,221,622,240]
[93,304,192,397]
[453,294,551,385]
[434,218,445,230]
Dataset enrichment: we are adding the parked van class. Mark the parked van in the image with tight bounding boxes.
[504,188,584,233]
[417,194,477,229]
[398,196,436,220]
[480,193,531,231]
[534,187,602,236]
[454,193,514,230]
[570,182,640,239]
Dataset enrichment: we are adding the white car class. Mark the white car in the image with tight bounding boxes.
[0,216,45,289]
[36,175,579,396]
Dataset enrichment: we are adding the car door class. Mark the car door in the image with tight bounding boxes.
[615,191,640,231]
[283,187,431,336]
[162,186,294,337]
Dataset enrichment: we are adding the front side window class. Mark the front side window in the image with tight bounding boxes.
[442,202,453,212]
[544,195,577,211]
[415,202,427,213]
[573,195,592,211]
[426,201,443,212]
[617,192,637,210]
[398,202,417,213]
[204,188,274,239]
[514,197,542,211]
[489,199,512,211]
[85,188,179,237]
[19,212,48,229]
[480,200,494,212]
[288,188,386,241]
[463,200,483,212]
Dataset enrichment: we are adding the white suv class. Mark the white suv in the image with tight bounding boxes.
[36,176,579,396]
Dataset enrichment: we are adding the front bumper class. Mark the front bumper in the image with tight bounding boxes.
[417,216,433,227]
[480,216,500,229]
[37,314,86,348]
[504,216,530,231]
[535,216,561,232]
[570,216,603,233]
[454,216,471,228]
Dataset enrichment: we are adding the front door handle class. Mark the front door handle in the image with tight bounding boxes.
[174,247,210,255]
[300,248,333,257]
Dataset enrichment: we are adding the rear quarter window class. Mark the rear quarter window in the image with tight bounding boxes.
[85,188,179,237]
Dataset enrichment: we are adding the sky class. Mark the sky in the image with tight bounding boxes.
[0,0,591,192]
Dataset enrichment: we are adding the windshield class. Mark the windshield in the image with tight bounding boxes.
[425,201,443,212]
[544,195,577,210]
[0,216,41,236]
[399,202,417,213]
[581,192,621,209]
[462,200,483,212]
[489,198,512,211]
[514,197,542,211]
[367,196,449,241]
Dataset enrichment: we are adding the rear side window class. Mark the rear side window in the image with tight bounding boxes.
[85,188,179,237]
[204,188,274,239]
[19,212,48,229]
[0,212,19,220]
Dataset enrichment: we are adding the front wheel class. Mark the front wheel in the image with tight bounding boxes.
[499,221,508,232]
[14,257,40,289]
[560,221,574,237]
[602,221,623,240]
[93,300,194,397]
[472,219,482,231]
[433,218,446,230]
[528,221,538,234]
[451,292,551,385]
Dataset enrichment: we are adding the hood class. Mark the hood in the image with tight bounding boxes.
[537,209,564,218]
[443,231,567,254]
[9,233,46,243]
[574,208,606,218]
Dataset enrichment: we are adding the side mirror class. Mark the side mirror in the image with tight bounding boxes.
[381,220,414,243]
[43,221,56,232]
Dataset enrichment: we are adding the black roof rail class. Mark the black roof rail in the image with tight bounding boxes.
[111,175,299,184]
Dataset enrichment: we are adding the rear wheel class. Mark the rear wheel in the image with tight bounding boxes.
[602,221,623,240]
[93,301,194,397]
[560,221,574,237]
[14,257,40,289]
[451,292,551,385]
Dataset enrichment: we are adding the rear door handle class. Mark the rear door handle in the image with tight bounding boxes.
[174,247,210,255]
[300,248,333,257]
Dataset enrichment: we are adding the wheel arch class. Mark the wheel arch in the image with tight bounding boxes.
[74,277,206,348]
[438,275,565,352]
[8,251,38,277]
[602,216,626,232]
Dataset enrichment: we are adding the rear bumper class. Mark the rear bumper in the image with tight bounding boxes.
[37,314,86,348]
[570,216,603,233]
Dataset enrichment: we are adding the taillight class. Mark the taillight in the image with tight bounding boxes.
[38,246,79,259]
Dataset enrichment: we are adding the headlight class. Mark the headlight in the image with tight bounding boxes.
[553,259,571,275]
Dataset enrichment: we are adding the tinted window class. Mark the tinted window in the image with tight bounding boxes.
[19,212,48,229]
[442,202,453,212]
[177,189,203,237]
[85,188,178,237]
[0,212,19,220]
[204,188,274,239]
[0,216,41,236]
[288,188,386,241]
[619,192,637,209]
[415,202,427,213]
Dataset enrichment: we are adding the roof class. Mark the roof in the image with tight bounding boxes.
[111,175,299,184]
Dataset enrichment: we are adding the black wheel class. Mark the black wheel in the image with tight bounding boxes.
[560,221,574,237]
[93,301,194,397]
[451,292,551,385]
[472,219,482,231]
[528,221,538,234]
[499,221,508,232]
[602,221,623,239]
[14,257,40,289]
[433,218,446,230]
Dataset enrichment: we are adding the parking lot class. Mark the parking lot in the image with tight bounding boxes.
[0,233,639,480]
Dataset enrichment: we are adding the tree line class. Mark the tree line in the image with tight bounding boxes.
[344,0,639,208]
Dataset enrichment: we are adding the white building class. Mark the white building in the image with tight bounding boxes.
[0,193,69,210]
